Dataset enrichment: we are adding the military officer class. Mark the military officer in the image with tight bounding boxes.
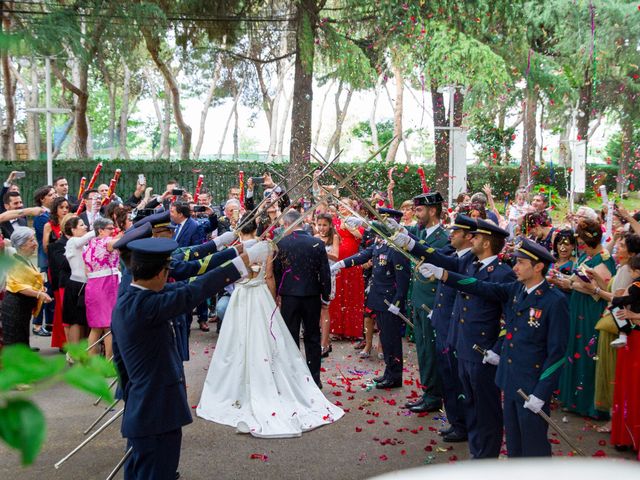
[391,218,515,458]
[403,192,450,412]
[331,210,410,389]
[426,215,476,441]
[111,238,271,479]
[419,238,569,457]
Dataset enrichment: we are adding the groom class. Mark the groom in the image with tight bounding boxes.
[274,210,332,388]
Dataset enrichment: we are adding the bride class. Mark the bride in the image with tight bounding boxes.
[197,222,344,438]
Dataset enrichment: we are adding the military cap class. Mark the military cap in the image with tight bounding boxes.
[413,192,444,207]
[133,210,176,230]
[128,238,178,264]
[512,237,555,264]
[378,207,403,221]
[113,223,152,250]
[450,214,477,231]
[474,218,509,238]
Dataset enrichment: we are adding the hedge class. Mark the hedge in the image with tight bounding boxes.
[0,159,620,208]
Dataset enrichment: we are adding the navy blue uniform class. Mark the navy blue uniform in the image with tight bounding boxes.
[444,272,569,457]
[112,259,243,479]
[429,248,473,436]
[410,242,515,458]
[342,240,410,382]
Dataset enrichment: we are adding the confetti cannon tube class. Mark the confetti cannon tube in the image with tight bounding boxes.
[75,162,103,215]
[77,177,87,199]
[193,174,205,204]
[101,169,122,207]
[238,171,245,208]
[417,167,429,193]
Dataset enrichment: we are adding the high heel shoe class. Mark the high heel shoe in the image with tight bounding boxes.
[321,345,333,358]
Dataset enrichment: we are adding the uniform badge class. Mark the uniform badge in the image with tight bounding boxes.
[379,254,388,266]
[487,265,494,272]
[528,308,542,328]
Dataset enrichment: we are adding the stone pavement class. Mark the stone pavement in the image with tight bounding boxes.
[0,326,636,479]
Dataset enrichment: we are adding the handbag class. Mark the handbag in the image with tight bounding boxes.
[595,310,618,335]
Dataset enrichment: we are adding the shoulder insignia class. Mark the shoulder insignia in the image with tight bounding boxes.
[535,289,543,296]
[427,247,435,254]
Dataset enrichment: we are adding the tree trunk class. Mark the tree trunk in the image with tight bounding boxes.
[313,78,334,148]
[288,0,321,197]
[28,64,40,159]
[143,29,192,160]
[558,119,572,168]
[53,118,74,160]
[193,57,222,159]
[617,116,633,197]
[519,82,538,189]
[385,64,404,163]
[370,74,384,160]
[217,81,243,157]
[431,81,448,195]
[325,80,353,159]
[117,62,131,159]
[1,52,16,160]
[233,102,239,161]
[160,80,171,158]
[576,67,592,141]
[277,87,293,158]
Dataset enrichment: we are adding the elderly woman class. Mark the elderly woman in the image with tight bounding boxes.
[82,217,121,358]
[0,226,52,348]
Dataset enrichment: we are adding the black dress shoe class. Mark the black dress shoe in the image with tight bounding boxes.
[321,344,332,358]
[373,375,386,383]
[443,430,468,442]
[409,401,442,413]
[438,425,454,436]
[375,379,402,389]
[405,399,425,409]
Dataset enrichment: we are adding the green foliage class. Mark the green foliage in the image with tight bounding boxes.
[532,184,561,208]
[0,342,117,465]
[0,159,622,207]
[468,120,516,164]
[605,125,640,164]
[350,119,394,158]
[0,399,46,466]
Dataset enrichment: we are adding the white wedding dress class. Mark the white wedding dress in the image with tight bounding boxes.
[196,265,344,438]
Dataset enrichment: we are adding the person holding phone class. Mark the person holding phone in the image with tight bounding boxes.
[557,219,616,419]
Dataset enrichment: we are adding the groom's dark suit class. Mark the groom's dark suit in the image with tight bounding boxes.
[273,229,331,385]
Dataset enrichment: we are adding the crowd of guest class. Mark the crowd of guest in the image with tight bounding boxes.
[1,166,639,459]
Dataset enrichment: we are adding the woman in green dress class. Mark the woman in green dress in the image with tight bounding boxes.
[557,219,617,419]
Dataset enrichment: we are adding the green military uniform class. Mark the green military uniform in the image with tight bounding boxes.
[408,219,450,408]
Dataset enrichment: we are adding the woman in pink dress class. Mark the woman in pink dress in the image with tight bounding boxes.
[329,198,364,340]
[82,217,121,358]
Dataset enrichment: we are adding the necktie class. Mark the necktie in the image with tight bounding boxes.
[174,223,182,240]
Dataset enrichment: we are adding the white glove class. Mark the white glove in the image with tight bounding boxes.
[214,231,237,249]
[385,218,408,235]
[330,260,345,275]
[391,232,415,250]
[482,349,500,366]
[387,303,400,315]
[344,216,364,229]
[418,263,443,280]
[523,394,545,414]
[246,241,273,264]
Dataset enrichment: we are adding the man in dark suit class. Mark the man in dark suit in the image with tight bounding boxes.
[170,202,204,248]
[0,191,28,239]
[53,176,79,209]
[0,170,21,214]
[273,210,331,388]
[420,238,569,457]
[111,237,271,479]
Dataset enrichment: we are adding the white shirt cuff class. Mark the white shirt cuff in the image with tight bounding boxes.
[231,256,248,278]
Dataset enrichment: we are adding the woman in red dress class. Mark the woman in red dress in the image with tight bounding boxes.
[43,197,70,349]
[611,308,640,457]
[329,198,364,340]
